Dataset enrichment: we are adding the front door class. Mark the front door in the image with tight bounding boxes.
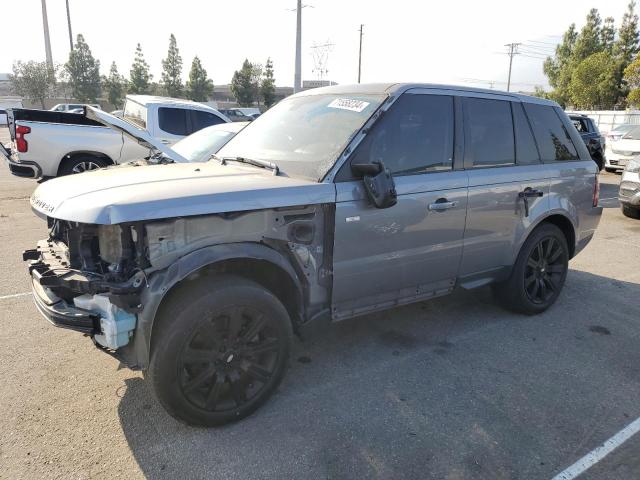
[331,92,468,320]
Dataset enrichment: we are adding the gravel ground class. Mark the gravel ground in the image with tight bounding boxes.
[1,129,639,479]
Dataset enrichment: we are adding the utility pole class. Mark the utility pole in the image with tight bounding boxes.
[505,42,521,92]
[294,0,302,93]
[66,0,74,51]
[358,24,364,83]
[40,0,53,70]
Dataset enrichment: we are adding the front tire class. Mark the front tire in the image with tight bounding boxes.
[622,204,640,219]
[147,275,293,427]
[494,224,569,315]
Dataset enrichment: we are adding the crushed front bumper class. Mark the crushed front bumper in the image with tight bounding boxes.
[30,269,99,334]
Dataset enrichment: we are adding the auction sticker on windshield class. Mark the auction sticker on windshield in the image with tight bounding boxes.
[327,98,370,112]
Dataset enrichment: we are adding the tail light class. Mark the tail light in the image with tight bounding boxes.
[593,173,600,207]
[15,125,30,152]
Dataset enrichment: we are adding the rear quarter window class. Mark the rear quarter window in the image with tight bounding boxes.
[191,110,226,132]
[524,104,579,161]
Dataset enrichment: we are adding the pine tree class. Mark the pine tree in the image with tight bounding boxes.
[129,43,152,94]
[161,34,183,98]
[231,59,257,106]
[261,58,276,108]
[102,62,126,108]
[543,24,578,107]
[186,56,213,101]
[573,9,603,62]
[615,1,640,66]
[65,34,101,102]
[601,17,616,51]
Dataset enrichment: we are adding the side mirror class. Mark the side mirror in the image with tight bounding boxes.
[352,161,397,209]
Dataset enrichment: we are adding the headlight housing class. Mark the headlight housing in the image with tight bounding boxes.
[626,158,640,173]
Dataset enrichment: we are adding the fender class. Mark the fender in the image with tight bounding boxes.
[119,242,304,370]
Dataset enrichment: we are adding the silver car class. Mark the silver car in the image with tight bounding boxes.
[24,83,602,426]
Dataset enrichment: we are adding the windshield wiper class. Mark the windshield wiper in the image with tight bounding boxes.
[219,156,279,175]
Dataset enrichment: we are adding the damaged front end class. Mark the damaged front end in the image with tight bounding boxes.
[24,220,146,356]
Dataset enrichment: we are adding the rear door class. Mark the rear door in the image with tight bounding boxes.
[460,96,550,284]
[331,91,468,319]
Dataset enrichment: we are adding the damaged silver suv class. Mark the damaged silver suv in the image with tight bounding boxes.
[25,84,602,426]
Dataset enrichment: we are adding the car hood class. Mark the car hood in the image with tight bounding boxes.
[85,106,188,162]
[610,138,640,152]
[30,161,336,224]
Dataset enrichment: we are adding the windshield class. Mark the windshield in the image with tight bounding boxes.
[622,126,640,140]
[217,93,386,181]
[171,125,240,162]
[613,124,634,133]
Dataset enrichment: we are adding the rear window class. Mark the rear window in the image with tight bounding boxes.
[524,104,579,161]
[158,107,188,135]
[464,98,514,167]
[123,100,148,129]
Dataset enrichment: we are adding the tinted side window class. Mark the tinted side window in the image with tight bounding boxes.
[191,110,225,132]
[513,103,540,165]
[158,107,188,135]
[349,93,454,176]
[524,104,579,161]
[464,98,514,167]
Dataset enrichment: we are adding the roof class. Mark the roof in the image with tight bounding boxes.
[292,82,558,106]
[126,94,216,109]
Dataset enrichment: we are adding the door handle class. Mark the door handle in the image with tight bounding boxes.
[518,188,544,217]
[428,198,458,211]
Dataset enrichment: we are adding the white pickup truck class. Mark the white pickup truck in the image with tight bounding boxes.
[4,95,229,178]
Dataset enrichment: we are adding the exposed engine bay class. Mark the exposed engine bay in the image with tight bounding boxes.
[24,205,333,366]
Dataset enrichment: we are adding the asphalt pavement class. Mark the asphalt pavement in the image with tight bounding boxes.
[1,128,639,479]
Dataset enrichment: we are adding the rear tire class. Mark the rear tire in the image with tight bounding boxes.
[494,224,569,315]
[59,155,108,176]
[147,275,293,427]
[622,204,640,219]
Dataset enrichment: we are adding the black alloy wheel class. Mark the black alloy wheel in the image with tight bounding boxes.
[524,236,567,304]
[178,305,281,412]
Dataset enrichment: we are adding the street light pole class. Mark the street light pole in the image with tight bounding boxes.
[294,0,302,93]
[358,24,364,83]
[66,0,74,51]
[41,0,53,69]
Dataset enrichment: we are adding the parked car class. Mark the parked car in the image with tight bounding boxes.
[604,125,640,173]
[569,114,605,170]
[24,83,601,426]
[171,121,248,162]
[219,108,256,122]
[51,103,101,112]
[619,157,640,218]
[606,123,635,142]
[3,95,230,179]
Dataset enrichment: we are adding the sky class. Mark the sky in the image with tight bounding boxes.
[0,0,635,92]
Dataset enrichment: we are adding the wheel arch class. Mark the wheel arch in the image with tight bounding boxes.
[518,212,577,261]
[57,151,114,175]
[133,242,305,369]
